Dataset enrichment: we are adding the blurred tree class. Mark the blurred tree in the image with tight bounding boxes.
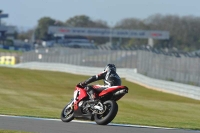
[89,20,109,45]
[114,14,200,51]
[17,29,34,41]
[145,14,200,51]
[65,15,93,27]
[65,15,109,45]
[32,14,200,51]
[35,17,56,40]
[114,18,148,47]
[115,18,147,29]
[54,20,65,26]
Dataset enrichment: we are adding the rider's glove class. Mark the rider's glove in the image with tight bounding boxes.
[79,82,87,87]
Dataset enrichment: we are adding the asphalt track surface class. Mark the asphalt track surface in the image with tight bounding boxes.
[0,115,199,133]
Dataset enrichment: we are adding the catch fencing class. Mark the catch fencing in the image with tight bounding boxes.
[21,46,200,86]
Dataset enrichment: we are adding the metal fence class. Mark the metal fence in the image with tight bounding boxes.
[0,52,22,63]
[0,52,21,57]
[21,46,200,86]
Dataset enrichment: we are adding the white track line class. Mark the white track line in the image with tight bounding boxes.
[0,114,177,130]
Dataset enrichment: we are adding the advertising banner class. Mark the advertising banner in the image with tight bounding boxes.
[48,26,169,40]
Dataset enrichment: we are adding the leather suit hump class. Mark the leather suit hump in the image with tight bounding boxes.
[104,69,121,86]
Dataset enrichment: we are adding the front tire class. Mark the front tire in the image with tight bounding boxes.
[94,100,118,125]
[61,101,74,122]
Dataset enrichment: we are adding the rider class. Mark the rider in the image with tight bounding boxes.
[79,64,121,102]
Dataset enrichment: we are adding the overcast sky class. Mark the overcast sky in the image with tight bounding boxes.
[1,0,200,30]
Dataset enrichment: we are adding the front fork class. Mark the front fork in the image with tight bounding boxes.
[66,99,74,109]
[73,90,80,102]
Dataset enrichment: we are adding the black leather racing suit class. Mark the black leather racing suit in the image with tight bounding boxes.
[83,69,121,98]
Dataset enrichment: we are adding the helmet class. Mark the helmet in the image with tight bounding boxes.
[104,64,116,72]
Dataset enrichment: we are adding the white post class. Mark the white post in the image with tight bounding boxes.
[109,27,112,46]
[148,38,154,47]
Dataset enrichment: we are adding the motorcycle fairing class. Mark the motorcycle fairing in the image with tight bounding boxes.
[73,86,87,110]
[73,86,94,120]
[98,86,128,97]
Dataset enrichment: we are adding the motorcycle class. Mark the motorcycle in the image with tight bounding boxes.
[61,84,128,125]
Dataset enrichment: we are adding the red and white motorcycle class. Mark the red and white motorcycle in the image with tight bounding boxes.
[61,84,128,125]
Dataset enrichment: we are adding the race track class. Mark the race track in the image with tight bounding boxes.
[0,115,198,133]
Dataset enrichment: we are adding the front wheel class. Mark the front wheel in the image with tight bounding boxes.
[94,100,118,125]
[61,100,74,122]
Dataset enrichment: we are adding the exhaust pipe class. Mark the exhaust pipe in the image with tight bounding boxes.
[113,89,128,96]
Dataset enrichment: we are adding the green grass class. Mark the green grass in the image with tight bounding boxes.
[0,130,32,133]
[0,48,22,54]
[0,67,200,130]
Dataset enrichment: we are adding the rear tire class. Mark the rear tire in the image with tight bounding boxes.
[94,100,118,125]
[61,101,74,122]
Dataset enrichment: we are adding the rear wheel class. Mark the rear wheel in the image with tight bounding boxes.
[61,101,74,122]
[94,100,118,125]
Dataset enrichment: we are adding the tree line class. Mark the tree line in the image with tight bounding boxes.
[17,14,200,52]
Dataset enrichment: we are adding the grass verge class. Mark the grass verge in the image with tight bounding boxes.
[0,48,22,54]
[0,130,32,133]
[0,67,200,130]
